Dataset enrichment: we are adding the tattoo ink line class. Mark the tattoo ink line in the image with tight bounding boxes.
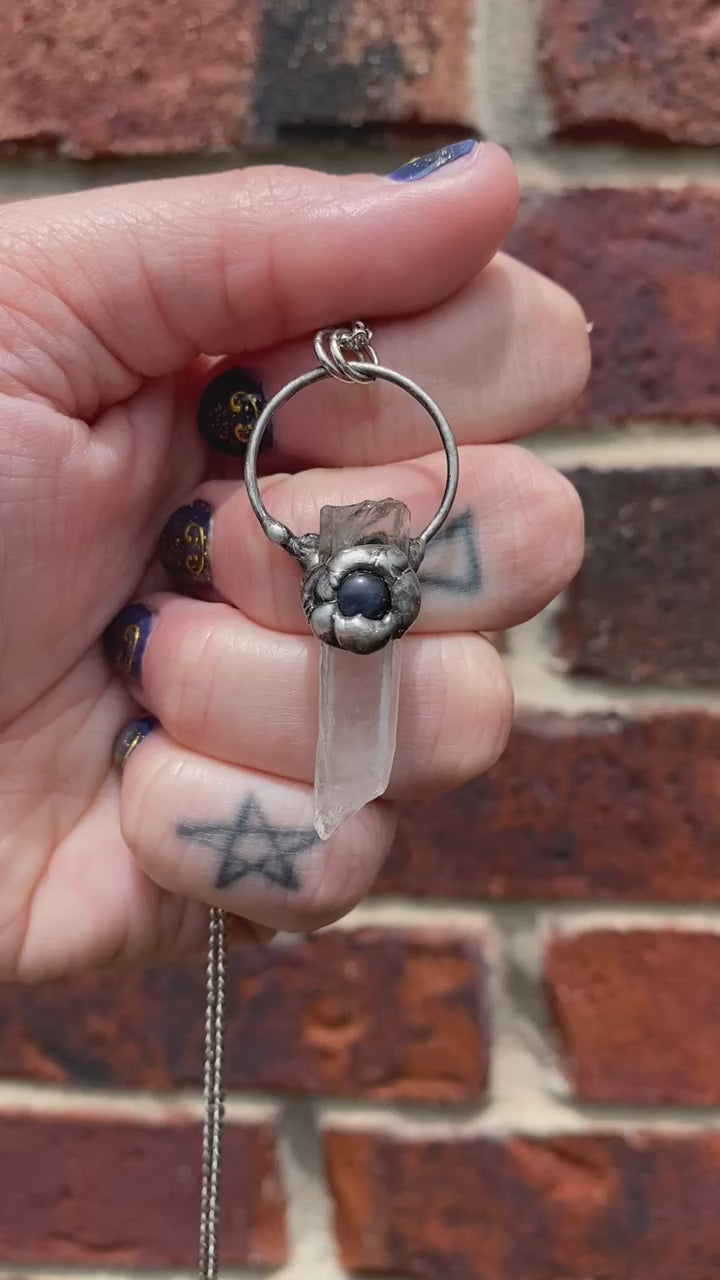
[419,510,482,596]
[177,795,317,891]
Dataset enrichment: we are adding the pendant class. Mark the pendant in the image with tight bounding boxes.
[244,323,458,839]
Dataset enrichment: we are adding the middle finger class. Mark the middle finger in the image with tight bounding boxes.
[196,253,590,469]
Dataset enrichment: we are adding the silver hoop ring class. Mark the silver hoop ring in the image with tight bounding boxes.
[245,362,458,565]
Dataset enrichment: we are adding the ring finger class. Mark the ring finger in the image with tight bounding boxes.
[157,443,584,635]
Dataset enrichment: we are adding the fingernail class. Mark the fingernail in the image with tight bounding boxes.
[388,139,478,182]
[113,715,159,773]
[159,498,213,586]
[198,367,271,457]
[104,603,155,682]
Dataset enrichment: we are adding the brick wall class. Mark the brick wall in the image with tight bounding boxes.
[1,2,719,1277]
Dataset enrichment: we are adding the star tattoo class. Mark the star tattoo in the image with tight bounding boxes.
[419,509,482,596]
[176,795,317,891]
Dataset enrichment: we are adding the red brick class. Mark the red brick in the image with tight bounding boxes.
[507,189,720,424]
[380,711,720,901]
[541,0,720,145]
[0,0,473,155]
[0,1113,285,1267]
[558,468,720,685]
[0,929,488,1102]
[547,928,720,1105]
[325,1129,720,1279]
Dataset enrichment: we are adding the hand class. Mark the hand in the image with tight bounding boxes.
[0,143,589,981]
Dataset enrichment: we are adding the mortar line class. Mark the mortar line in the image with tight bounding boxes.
[0,1271,267,1280]
[0,141,719,203]
[318,1096,720,1137]
[0,1081,279,1120]
[505,605,720,713]
[351,901,720,924]
[473,0,552,148]
[514,147,720,188]
[527,426,720,468]
[0,1272,272,1280]
[486,903,562,1109]
[273,1098,344,1280]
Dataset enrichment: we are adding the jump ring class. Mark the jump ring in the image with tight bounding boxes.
[313,324,379,384]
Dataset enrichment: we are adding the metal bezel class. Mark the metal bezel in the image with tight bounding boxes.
[301,541,421,654]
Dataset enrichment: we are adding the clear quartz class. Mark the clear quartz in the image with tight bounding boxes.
[313,499,409,841]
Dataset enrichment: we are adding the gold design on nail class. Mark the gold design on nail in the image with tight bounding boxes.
[120,726,144,768]
[120,623,141,674]
[183,520,207,578]
[229,390,262,443]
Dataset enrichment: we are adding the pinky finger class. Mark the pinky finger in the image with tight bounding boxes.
[117,726,395,934]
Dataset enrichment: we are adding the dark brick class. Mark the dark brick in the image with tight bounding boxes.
[379,712,720,900]
[547,928,720,1105]
[508,189,720,424]
[541,0,720,145]
[325,1129,720,1279]
[558,468,720,685]
[0,0,473,155]
[0,929,488,1102]
[250,0,473,141]
[0,1113,285,1267]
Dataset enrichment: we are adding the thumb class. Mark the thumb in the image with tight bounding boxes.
[0,142,517,416]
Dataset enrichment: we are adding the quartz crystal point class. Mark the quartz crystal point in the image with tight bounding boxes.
[313,499,409,840]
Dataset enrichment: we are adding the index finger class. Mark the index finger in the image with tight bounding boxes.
[0,143,518,418]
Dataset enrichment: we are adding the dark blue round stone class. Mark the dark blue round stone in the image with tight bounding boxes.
[336,571,391,620]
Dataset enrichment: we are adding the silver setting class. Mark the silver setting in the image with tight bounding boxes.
[244,325,459,655]
[302,539,421,654]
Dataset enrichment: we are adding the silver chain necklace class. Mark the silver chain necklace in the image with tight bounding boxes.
[195,325,458,1276]
[199,908,227,1280]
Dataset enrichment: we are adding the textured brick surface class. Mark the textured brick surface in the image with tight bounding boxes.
[558,468,720,685]
[508,189,720,424]
[547,929,720,1105]
[0,929,488,1102]
[0,0,473,155]
[380,711,720,900]
[0,1113,285,1267]
[542,0,720,145]
[326,1129,720,1279]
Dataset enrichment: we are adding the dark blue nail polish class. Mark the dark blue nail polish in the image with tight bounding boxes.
[113,715,159,773]
[104,603,155,682]
[198,368,272,457]
[388,139,477,182]
[159,498,213,586]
